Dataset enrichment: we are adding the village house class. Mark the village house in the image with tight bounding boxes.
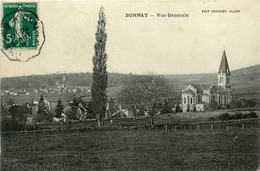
[181,50,232,112]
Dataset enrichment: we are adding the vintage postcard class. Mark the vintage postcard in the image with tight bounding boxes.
[1,0,260,170]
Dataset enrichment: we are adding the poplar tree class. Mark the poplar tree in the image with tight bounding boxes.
[91,7,108,127]
[38,95,45,115]
[56,99,64,118]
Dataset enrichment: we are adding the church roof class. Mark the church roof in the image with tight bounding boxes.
[216,86,230,92]
[189,83,214,91]
[182,89,195,95]
[189,83,203,93]
[218,50,231,76]
[201,84,213,90]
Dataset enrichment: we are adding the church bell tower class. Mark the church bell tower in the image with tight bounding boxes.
[218,50,231,89]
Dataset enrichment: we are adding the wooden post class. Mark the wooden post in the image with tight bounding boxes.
[165,125,168,131]
[211,125,213,131]
[242,124,244,131]
[197,124,199,131]
[175,125,177,131]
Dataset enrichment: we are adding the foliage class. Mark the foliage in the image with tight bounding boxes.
[211,112,258,121]
[231,113,243,120]
[55,99,64,118]
[86,101,95,119]
[91,7,108,127]
[65,108,77,120]
[208,117,216,121]
[175,103,182,113]
[37,95,45,115]
[244,112,258,119]
[233,98,257,108]
[8,105,30,123]
[218,113,231,121]
[117,74,173,127]
[161,100,172,114]
[33,111,53,123]
[1,119,24,132]
[209,101,218,110]
[137,107,146,116]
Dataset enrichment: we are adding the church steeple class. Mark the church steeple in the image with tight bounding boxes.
[218,50,231,89]
[218,50,231,76]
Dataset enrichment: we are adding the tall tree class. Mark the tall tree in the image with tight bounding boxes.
[91,6,108,127]
[118,74,173,128]
[56,99,64,118]
[38,95,45,115]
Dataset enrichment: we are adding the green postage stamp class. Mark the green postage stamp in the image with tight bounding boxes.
[1,2,45,62]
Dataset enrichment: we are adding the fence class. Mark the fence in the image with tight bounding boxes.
[120,118,260,131]
[2,118,259,136]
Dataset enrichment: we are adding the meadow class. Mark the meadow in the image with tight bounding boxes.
[1,130,259,170]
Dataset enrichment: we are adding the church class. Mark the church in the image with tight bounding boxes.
[181,50,232,112]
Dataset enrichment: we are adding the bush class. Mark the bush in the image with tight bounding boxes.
[244,112,258,119]
[226,104,231,109]
[218,113,231,121]
[208,117,216,121]
[231,113,243,120]
[1,119,25,132]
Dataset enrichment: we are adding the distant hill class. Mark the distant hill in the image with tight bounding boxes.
[1,64,260,99]
[165,64,260,99]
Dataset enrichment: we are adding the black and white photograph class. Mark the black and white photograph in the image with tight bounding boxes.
[1,0,260,170]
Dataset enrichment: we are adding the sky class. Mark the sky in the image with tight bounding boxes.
[1,0,260,77]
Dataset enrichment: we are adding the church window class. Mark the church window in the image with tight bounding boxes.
[220,77,224,83]
[190,98,192,104]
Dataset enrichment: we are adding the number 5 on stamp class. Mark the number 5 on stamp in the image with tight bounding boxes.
[1,2,45,62]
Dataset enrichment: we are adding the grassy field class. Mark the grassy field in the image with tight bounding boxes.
[1,130,259,170]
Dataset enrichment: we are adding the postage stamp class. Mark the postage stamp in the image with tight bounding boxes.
[1,2,45,62]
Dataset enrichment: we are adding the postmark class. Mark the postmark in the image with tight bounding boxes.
[1,2,45,62]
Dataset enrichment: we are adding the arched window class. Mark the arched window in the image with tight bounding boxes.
[219,77,222,83]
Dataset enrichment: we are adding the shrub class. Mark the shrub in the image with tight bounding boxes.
[1,119,25,132]
[218,113,231,121]
[231,113,244,120]
[244,112,258,119]
[208,117,216,121]
[226,104,231,109]
[175,104,182,113]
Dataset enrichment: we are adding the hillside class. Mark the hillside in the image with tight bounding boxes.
[165,64,260,98]
[1,64,260,99]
